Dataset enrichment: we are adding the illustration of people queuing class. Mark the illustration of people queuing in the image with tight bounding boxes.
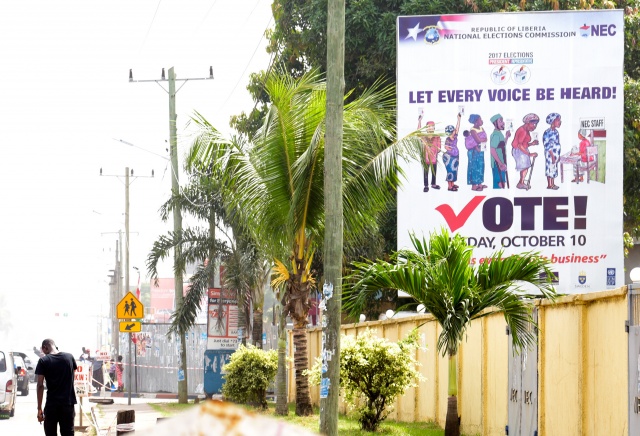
[543,113,562,189]
[511,113,539,190]
[489,113,510,189]
[416,110,602,192]
[465,114,487,191]
[442,113,461,191]
[418,112,441,192]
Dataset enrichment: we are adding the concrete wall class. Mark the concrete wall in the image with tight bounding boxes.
[287,287,628,435]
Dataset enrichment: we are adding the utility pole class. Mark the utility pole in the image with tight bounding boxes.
[129,66,213,403]
[100,168,151,405]
[320,0,345,434]
[106,236,121,357]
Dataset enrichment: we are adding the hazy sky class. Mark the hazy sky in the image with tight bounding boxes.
[0,0,273,353]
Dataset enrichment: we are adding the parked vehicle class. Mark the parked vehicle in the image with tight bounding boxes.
[12,352,37,383]
[12,355,29,396]
[0,350,17,419]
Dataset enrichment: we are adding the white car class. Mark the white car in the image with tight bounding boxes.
[0,350,17,419]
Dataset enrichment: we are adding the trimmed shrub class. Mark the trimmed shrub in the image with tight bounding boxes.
[222,344,278,409]
[307,329,423,431]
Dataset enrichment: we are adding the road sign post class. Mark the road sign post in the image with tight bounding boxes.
[116,292,144,405]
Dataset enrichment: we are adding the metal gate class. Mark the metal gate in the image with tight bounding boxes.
[118,323,206,394]
[507,308,538,436]
[628,285,640,434]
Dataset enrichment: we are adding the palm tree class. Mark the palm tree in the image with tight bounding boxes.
[146,172,231,337]
[344,228,557,436]
[188,69,421,416]
[221,232,270,346]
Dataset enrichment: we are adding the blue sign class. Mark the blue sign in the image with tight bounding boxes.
[320,378,330,399]
[204,349,235,396]
[178,368,185,382]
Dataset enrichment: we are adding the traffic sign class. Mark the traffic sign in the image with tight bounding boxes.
[119,321,141,332]
[117,292,144,319]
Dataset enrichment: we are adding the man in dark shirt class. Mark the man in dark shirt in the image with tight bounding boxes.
[36,338,78,436]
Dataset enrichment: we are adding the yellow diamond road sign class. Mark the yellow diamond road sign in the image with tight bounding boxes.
[117,292,144,319]
[119,321,141,333]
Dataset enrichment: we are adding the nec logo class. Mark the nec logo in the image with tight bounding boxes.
[580,23,616,37]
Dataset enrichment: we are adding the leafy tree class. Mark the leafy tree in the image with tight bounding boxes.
[307,329,422,431]
[222,344,278,409]
[188,69,421,416]
[623,5,640,236]
[344,228,557,436]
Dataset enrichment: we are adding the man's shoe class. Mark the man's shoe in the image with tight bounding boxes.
[423,186,429,192]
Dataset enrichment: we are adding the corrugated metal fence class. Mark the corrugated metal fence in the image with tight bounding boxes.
[118,323,206,394]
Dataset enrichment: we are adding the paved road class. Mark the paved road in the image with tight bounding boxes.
[0,382,46,434]
[0,382,93,434]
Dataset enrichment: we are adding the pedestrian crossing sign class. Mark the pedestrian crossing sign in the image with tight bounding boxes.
[117,292,144,319]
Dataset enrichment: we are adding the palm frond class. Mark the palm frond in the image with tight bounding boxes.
[168,262,216,337]
[345,228,557,356]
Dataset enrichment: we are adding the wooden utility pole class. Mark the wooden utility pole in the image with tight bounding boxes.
[168,67,189,403]
[130,66,213,403]
[320,0,345,434]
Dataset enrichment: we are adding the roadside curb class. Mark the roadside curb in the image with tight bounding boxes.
[90,391,206,400]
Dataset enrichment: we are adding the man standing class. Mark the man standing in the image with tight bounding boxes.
[36,338,78,436]
[489,113,511,189]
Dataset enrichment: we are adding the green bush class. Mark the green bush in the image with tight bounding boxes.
[307,329,423,431]
[222,344,278,409]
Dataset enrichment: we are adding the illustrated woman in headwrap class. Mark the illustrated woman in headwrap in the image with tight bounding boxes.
[443,112,462,191]
[489,113,511,189]
[466,114,487,191]
[511,113,540,190]
[418,114,441,192]
[543,113,562,190]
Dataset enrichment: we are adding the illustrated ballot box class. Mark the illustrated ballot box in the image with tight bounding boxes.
[493,69,507,82]
[514,69,528,83]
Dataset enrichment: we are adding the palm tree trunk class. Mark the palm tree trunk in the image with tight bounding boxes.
[253,309,263,348]
[275,305,288,416]
[293,323,313,416]
[237,300,247,346]
[445,353,460,436]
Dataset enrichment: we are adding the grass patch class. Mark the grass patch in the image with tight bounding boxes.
[147,401,445,435]
[148,401,200,417]
[265,404,443,435]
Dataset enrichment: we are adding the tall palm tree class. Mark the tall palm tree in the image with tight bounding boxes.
[188,69,421,416]
[344,228,557,436]
[147,172,230,337]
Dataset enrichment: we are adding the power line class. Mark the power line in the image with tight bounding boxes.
[138,0,163,57]
[220,15,273,111]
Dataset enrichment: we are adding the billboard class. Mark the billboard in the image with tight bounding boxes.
[206,287,239,350]
[397,10,624,293]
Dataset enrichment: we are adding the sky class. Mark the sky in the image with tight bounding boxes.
[0,0,274,354]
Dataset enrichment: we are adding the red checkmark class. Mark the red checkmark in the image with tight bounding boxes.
[435,196,485,232]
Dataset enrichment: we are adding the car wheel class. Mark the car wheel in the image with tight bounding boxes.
[24,384,29,396]
[9,403,15,418]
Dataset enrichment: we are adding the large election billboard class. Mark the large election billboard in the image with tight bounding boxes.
[397,10,624,294]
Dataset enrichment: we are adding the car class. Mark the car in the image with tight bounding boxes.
[12,352,37,383]
[12,355,29,396]
[0,349,17,419]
